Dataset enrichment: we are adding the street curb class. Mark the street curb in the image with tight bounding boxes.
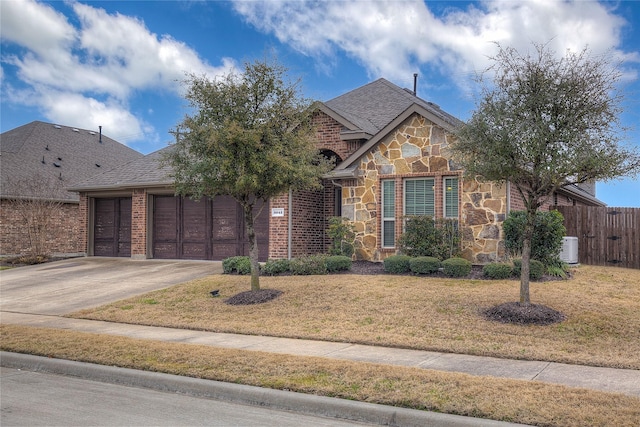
[1,352,528,427]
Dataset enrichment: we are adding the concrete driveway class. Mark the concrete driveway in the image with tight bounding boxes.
[0,257,221,315]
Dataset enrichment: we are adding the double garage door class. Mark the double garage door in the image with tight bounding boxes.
[93,195,269,261]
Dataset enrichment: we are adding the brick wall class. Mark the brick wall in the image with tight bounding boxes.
[509,185,583,212]
[131,189,147,258]
[78,194,88,254]
[292,189,325,256]
[268,193,289,259]
[267,189,326,259]
[0,198,82,256]
[313,112,361,162]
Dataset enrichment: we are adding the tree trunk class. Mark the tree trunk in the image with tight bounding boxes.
[242,202,261,291]
[520,210,536,306]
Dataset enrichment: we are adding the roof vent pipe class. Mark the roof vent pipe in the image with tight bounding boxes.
[99,126,102,143]
[413,73,418,96]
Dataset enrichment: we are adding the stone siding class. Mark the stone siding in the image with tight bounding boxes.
[339,113,508,264]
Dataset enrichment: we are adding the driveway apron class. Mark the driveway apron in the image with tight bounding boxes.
[0,257,220,315]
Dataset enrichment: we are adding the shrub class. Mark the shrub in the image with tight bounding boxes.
[442,257,472,277]
[325,255,352,273]
[326,217,356,257]
[261,259,290,276]
[482,263,513,279]
[289,255,328,275]
[546,264,568,279]
[236,257,252,275]
[222,256,251,274]
[383,255,412,274]
[398,216,461,260]
[512,259,545,280]
[503,210,566,267]
[409,256,441,274]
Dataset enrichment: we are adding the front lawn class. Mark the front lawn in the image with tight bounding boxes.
[69,265,640,369]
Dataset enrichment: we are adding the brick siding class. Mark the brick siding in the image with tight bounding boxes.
[509,184,581,212]
[268,194,290,259]
[131,189,147,258]
[313,112,364,162]
[0,198,82,256]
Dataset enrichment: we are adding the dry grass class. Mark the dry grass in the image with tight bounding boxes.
[70,265,640,369]
[2,324,639,427]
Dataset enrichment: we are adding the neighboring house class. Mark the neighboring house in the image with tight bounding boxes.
[69,79,605,263]
[0,121,143,257]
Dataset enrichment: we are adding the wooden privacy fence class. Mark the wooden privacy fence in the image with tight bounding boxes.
[554,206,640,269]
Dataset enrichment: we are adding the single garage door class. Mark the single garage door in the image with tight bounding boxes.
[152,195,269,261]
[94,197,132,257]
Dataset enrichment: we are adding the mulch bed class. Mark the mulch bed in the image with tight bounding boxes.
[224,289,283,305]
[347,261,567,281]
[483,302,566,325]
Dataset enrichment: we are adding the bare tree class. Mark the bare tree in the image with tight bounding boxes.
[4,174,66,259]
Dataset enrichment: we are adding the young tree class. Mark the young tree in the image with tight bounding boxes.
[165,59,330,291]
[453,43,640,306]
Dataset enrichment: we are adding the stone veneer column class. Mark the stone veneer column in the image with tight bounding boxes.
[460,180,507,264]
[131,188,147,259]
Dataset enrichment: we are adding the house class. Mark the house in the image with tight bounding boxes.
[68,79,604,263]
[0,121,143,257]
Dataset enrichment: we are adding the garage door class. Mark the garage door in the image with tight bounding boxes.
[152,195,268,261]
[94,197,132,257]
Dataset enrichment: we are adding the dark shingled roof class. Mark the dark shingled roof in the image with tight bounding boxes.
[323,78,462,135]
[1,121,143,201]
[68,147,173,191]
[63,79,465,193]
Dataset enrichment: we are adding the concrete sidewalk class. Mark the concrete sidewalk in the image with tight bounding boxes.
[2,312,639,397]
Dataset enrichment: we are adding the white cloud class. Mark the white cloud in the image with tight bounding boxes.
[0,0,236,143]
[232,0,636,89]
[40,90,149,141]
[0,0,76,58]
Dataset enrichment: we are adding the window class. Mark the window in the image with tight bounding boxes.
[381,176,460,249]
[405,178,434,216]
[381,180,395,247]
[444,177,459,218]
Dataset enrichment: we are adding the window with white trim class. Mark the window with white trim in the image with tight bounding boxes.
[444,177,459,218]
[381,180,395,248]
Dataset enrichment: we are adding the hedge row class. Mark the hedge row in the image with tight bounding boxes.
[224,255,549,280]
[224,255,352,276]
[383,255,548,280]
[383,255,472,277]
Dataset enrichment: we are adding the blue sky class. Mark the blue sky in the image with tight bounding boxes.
[1,0,639,206]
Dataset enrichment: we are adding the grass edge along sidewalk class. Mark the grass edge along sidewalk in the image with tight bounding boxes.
[2,324,640,427]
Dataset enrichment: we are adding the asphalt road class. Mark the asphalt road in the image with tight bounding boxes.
[0,367,373,427]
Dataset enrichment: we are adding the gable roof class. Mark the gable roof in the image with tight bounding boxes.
[68,147,173,192]
[320,78,463,176]
[0,121,143,201]
[321,78,462,139]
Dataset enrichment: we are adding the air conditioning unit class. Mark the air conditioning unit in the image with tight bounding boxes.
[559,236,579,264]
